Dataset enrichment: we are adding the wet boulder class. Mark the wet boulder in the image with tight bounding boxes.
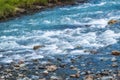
[108,19,118,25]
[111,50,120,56]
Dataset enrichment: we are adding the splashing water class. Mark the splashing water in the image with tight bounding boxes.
[0,0,120,63]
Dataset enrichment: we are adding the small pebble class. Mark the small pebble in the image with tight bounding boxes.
[112,62,118,67]
[70,73,80,78]
[85,75,94,80]
[43,70,49,75]
[46,65,57,72]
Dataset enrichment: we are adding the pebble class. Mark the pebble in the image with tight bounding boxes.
[70,65,77,70]
[5,69,12,72]
[39,78,46,80]
[70,73,80,78]
[50,76,62,80]
[112,62,118,67]
[85,75,94,80]
[18,74,24,77]
[43,70,49,75]
[46,65,57,72]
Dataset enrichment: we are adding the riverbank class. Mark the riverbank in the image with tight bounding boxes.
[0,54,120,80]
[0,0,87,22]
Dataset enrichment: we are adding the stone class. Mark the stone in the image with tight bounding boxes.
[108,19,118,25]
[70,65,77,70]
[112,50,120,56]
[39,78,46,80]
[18,60,24,64]
[36,6,44,9]
[14,64,20,70]
[46,65,57,72]
[112,62,118,67]
[59,64,66,68]
[43,70,49,75]
[50,76,62,80]
[18,74,24,77]
[15,8,26,13]
[33,45,45,50]
[70,73,80,78]
[85,75,94,80]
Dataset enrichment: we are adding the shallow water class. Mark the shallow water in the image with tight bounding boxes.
[0,0,120,63]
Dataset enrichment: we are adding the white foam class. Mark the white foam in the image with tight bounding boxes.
[43,20,51,24]
[98,30,119,45]
[0,54,3,57]
[70,50,89,55]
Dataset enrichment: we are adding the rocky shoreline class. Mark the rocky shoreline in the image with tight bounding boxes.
[0,51,120,80]
[0,0,87,22]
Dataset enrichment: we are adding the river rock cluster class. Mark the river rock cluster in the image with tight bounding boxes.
[0,50,120,80]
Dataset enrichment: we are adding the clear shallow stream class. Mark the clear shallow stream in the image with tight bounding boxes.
[0,0,120,63]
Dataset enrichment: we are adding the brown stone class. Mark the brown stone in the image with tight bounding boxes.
[70,73,80,78]
[46,65,57,72]
[108,19,118,25]
[18,60,24,64]
[112,50,120,56]
[33,45,45,50]
[85,75,94,80]
[39,78,46,80]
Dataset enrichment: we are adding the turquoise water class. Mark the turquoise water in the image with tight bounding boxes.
[0,0,120,63]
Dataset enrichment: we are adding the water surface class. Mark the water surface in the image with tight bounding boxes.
[0,0,120,63]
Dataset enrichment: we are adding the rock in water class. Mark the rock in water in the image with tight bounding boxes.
[112,50,120,56]
[33,45,45,50]
[70,73,80,78]
[46,65,57,72]
[85,75,94,80]
[108,19,118,25]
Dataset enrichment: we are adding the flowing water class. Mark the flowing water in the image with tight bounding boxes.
[0,0,120,63]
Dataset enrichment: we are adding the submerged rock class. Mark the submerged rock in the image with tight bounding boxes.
[111,50,120,56]
[33,45,45,50]
[108,19,118,25]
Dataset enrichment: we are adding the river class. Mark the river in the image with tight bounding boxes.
[0,0,120,64]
